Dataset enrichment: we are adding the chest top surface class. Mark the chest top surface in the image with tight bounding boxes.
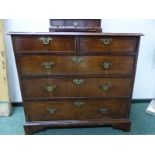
[8,32,143,36]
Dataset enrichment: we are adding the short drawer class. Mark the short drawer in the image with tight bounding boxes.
[80,36,138,52]
[24,99,130,121]
[18,55,78,75]
[21,77,132,99]
[12,35,75,52]
[18,55,134,76]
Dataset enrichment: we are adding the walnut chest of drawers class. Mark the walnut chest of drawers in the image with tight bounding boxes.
[10,32,142,134]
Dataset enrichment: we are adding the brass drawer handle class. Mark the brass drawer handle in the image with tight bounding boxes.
[100,108,109,114]
[46,108,57,114]
[100,38,112,45]
[71,56,82,64]
[73,79,85,86]
[42,62,54,69]
[39,37,53,45]
[73,101,85,108]
[102,62,112,69]
[101,84,111,92]
[45,84,56,93]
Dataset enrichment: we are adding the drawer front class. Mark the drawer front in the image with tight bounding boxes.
[21,78,77,98]
[24,99,130,121]
[77,56,134,75]
[18,55,78,75]
[12,35,75,52]
[80,36,138,52]
[77,99,130,119]
[18,55,134,76]
[21,77,132,99]
[25,100,79,121]
[77,78,132,97]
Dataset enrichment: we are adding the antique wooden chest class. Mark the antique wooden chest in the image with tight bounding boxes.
[9,32,142,134]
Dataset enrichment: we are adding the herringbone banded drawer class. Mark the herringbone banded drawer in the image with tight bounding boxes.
[13,35,75,52]
[80,36,138,52]
[24,98,130,121]
[21,77,132,99]
[18,55,134,76]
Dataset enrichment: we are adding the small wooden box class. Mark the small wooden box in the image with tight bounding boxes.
[49,19,102,32]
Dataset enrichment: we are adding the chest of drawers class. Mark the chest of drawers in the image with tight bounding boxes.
[10,32,142,134]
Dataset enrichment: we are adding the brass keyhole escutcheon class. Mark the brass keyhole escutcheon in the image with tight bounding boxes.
[73,101,85,108]
[73,79,85,86]
[71,56,82,64]
[46,108,57,114]
[73,21,79,28]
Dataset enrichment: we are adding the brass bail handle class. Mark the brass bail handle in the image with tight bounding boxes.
[42,62,54,69]
[100,108,109,114]
[101,84,111,92]
[45,84,56,93]
[39,37,53,45]
[100,38,112,45]
[102,62,112,69]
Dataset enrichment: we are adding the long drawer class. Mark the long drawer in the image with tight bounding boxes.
[24,99,130,121]
[12,35,75,52]
[80,36,138,52]
[18,55,134,76]
[21,77,132,99]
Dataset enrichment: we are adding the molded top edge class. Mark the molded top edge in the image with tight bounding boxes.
[8,32,144,36]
